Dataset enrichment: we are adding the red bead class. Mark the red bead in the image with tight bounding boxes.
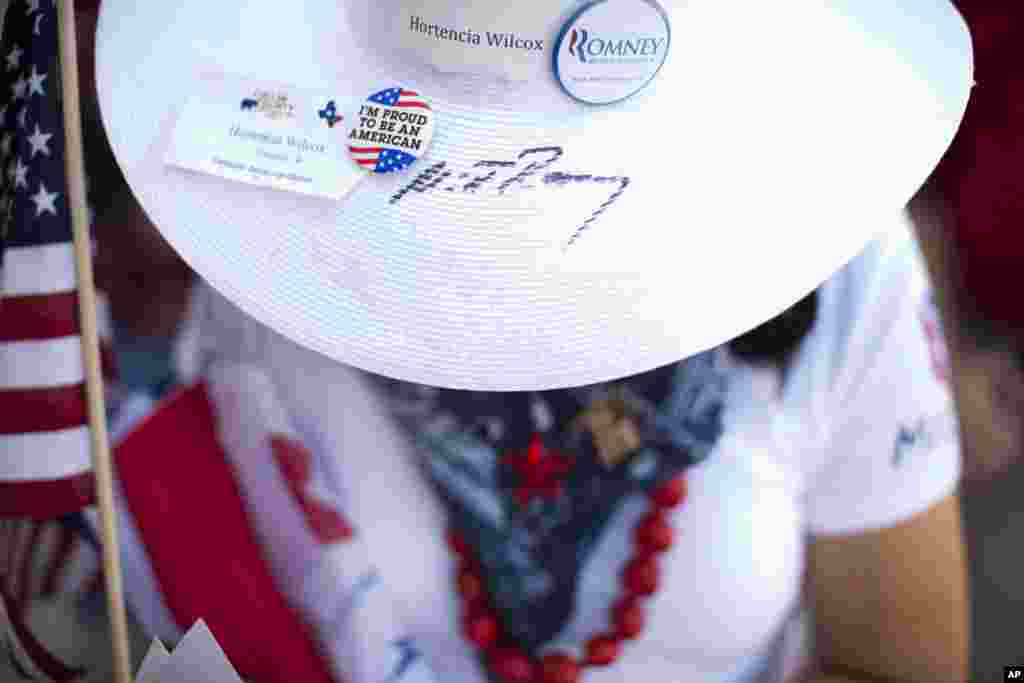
[585,635,620,666]
[650,477,687,509]
[611,598,644,640]
[447,529,470,557]
[463,611,500,650]
[539,652,581,683]
[445,479,681,681]
[457,567,485,603]
[490,648,537,683]
[634,511,673,552]
[621,555,659,597]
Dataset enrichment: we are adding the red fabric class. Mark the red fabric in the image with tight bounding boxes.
[0,292,80,342]
[113,383,336,683]
[0,475,95,519]
[932,2,1024,327]
[270,436,354,545]
[0,384,88,435]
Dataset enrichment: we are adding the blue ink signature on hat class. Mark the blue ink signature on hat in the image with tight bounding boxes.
[390,146,631,251]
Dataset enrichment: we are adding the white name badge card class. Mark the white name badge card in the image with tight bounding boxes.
[398,1,554,81]
[165,74,363,200]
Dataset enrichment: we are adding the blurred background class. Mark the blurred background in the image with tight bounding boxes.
[2,1,1024,681]
[912,196,1024,681]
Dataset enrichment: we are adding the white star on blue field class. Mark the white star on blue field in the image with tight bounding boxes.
[376,148,417,173]
[0,0,73,246]
[370,88,403,106]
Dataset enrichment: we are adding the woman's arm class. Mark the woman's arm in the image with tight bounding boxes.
[807,493,968,683]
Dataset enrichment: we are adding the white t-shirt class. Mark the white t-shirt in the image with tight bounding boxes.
[173,218,959,683]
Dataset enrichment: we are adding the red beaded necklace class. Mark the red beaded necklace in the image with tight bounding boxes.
[447,473,688,683]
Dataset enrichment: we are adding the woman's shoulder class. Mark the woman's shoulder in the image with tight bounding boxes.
[824,214,931,317]
[800,215,935,376]
[792,216,960,535]
[778,214,947,450]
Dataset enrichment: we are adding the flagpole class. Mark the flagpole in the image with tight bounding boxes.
[56,2,133,683]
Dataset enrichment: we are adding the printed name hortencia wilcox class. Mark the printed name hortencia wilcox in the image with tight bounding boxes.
[409,15,545,51]
[228,125,327,154]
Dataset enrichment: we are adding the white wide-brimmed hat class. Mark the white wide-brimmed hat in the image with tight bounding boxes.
[95,0,973,390]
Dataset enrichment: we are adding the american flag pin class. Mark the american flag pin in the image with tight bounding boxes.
[348,86,435,175]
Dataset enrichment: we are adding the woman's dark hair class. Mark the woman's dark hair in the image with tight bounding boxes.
[727,290,819,368]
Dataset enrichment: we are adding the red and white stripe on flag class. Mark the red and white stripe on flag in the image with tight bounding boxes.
[1,244,96,519]
[0,241,118,518]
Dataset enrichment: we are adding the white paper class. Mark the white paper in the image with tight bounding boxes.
[134,639,170,683]
[165,74,365,201]
[136,620,243,683]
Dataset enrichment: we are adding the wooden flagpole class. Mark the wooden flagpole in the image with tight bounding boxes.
[56,2,133,682]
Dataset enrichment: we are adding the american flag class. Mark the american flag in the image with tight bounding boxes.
[349,87,429,174]
[0,3,114,680]
[0,0,113,520]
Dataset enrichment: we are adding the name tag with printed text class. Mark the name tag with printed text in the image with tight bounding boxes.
[165,75,363,201]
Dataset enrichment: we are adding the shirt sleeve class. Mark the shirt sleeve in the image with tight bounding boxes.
[173,278,277,382]
[801,221,961,536]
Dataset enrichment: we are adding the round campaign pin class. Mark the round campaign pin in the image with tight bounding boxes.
[553,0,671,106]
[347,87,436,174]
